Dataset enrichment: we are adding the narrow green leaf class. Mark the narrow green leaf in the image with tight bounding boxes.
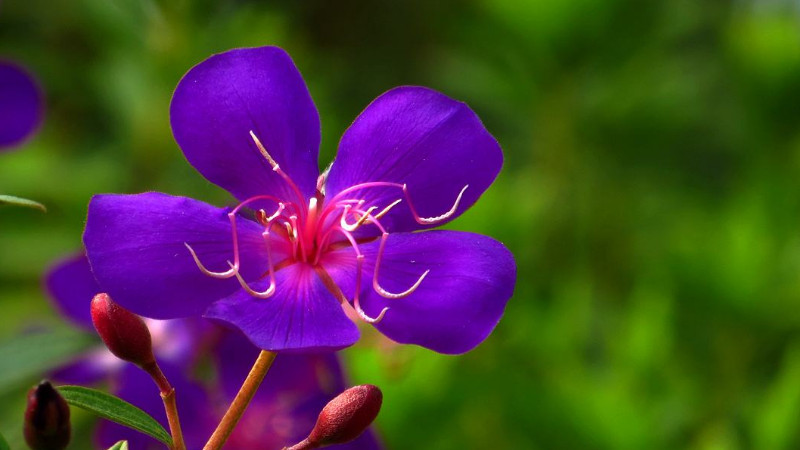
[0,431,9,450]
[0,327,95,392]
[107,441,129,450]
[0,194,46,212]
[57,385,172,446]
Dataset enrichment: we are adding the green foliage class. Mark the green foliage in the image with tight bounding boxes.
[107,441,130,450]
[0,328,94,391]
[0,195,46,212]
[3,0,800,448]
[57,386,172,447]
[0,431,9,450]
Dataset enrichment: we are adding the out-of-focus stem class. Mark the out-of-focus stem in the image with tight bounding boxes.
[203,350,277,450]
[144,362,186,450]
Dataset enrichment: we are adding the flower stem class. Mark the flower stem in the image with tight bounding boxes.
[143,362,186,450]
[203,350,277,450]
[161,388,185,450]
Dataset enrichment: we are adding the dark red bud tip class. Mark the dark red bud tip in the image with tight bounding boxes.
[90,293,155,367]
[307,384,383,447]
[24,381,71,450]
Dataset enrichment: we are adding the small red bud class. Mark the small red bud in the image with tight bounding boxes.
[24,381,71,450]
[305,384,382,448]
[90,293,156,367]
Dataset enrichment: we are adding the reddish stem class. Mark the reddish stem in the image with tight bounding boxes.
[143,362,186,450]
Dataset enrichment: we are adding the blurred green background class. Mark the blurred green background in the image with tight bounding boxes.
[3,0,800,448]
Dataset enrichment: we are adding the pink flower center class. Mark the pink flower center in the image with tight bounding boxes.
[185,131,467,323]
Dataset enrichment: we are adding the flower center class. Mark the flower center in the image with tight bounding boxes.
[184,131,468,323]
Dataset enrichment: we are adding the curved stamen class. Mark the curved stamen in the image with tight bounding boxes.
[188,200,286,281]
[184,242,236,279]
[250,130,308,211]
[333,227,389,324]
[264,203,286,223]
[228,261,275,298]
[405,184,468,225]
[372,231,430,299]
[351,252,388,324]
[230,194,288,215]
[324,181,468,226]
[228,222,279,299]
[313,200,377,264]
[316,264,390,325]
[373,198,402,220]
[355,297,389,324]
[287,214,309,261]
[340,204,378,232]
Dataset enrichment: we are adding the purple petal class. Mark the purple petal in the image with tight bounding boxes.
[215,331,382,449]
[325,230,515,354]
[95,363,215,450]
[324,86,502,233]
[205,263,359,352]
[147,318,210,368]
[0,61,43,150]
[44,253,98,330]
[83,192,279,319]
[170,46,320,203]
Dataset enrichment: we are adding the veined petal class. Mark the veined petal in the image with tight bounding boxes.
[83,192,277,319]
[325,86,502,234]
[325,230,515,354]
[0,61,43,150]
[205,263,359,352]
[170,46,320,203]
[44,253,98,330]
[215,331,383,449]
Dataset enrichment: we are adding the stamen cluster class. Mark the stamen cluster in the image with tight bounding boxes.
[187,132,468,324]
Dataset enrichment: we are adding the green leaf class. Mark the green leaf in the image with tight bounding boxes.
[0,327,95,392]
[0,194,46,212]
[107,441,129,450]
[57,385,172,447]
[0,431,9,450]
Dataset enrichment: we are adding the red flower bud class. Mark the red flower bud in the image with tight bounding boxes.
[286,384,382,449]
[24,381,71,450]
[90,293,155,367]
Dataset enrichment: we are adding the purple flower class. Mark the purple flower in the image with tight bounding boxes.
[45,254,382,449]
[83,46,516,354]
[216,331,382,450]
[0,60,43,150]
[45,254,216,449]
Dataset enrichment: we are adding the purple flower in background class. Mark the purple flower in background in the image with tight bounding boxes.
[0,60,43,150]
[83,46,516,354]
[46,254,382,449]
[217,332,381,450]
[45,254,216,449]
